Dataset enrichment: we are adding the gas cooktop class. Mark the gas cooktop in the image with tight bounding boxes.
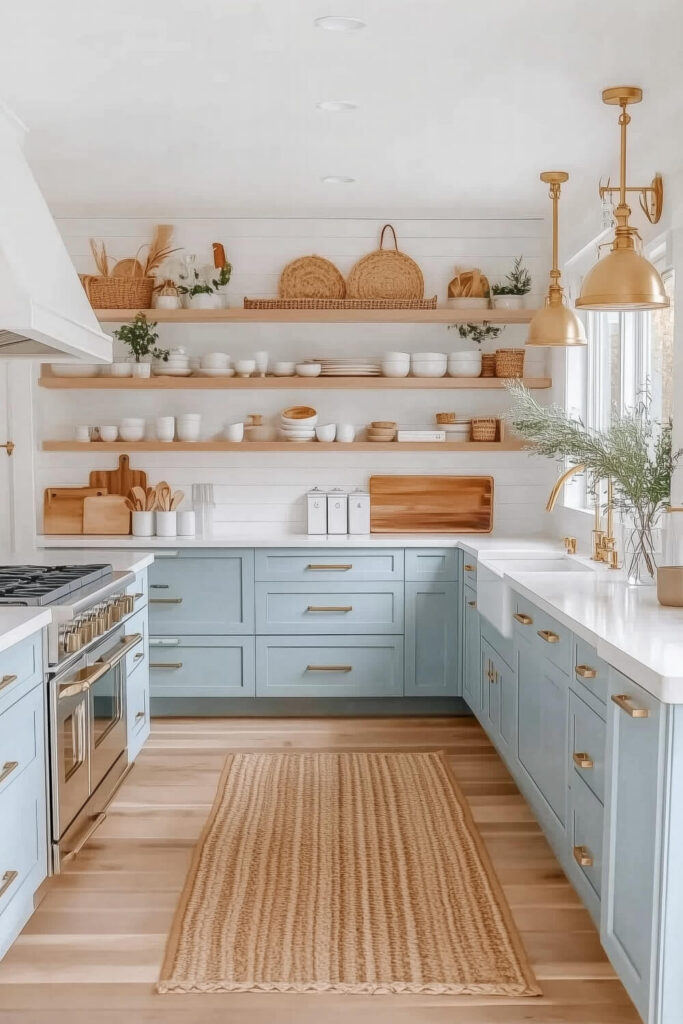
[0,564,113,605]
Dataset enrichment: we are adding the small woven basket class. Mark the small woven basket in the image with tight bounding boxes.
[495,348,526,378]
[279,256,346,299]
[346,224,424,300]
[80,275,155,310]
[471,417,498,442]
[435,412,457,424]
[480,353,497,377]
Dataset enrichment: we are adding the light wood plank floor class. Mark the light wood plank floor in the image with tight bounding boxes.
[0,717,639,1023]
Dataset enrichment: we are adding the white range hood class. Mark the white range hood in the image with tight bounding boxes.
[0,106,112,361]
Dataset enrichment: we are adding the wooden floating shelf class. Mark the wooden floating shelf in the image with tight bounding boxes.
[93,307,538,325]
[39,374,551,391]
[42,440,529,453]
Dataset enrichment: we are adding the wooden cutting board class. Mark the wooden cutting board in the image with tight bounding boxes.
[369,475,494,533]
[89,454,147,497]
[82,495,131,535]
[44,487,108,535]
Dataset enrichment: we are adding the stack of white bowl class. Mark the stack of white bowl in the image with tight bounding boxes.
[279,409,318,442]
[153,347,191,376]
[447,352,483,378]
[119,418,145,442]
[411,352,448,377]
[177,413,201,442]
[381,352,410,378]
[200,352,233,376]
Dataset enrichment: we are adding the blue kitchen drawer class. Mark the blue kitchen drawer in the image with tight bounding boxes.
[124,606,148,679]
[127,658,150,763]
[255,582,404,635]
[568,771,603,902]
[569,689,606,805]
[404,581,458,696]
[255,549,403,583]
[149,549,254,635]
[573,637,608,705]
[149,636,255,698]
[405,548,459,583]
[514,596,571,677]
[256,636,403,697]
[0,682,43,799]
[0,633,42,712]
[462,555,477,588]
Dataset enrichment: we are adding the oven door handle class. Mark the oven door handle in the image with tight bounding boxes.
[101,633,143,669]
[58,661,112,701]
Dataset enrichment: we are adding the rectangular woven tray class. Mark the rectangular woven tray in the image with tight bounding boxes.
[243,296,438,310]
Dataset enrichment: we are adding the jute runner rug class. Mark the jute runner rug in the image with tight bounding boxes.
[158,750,540,996]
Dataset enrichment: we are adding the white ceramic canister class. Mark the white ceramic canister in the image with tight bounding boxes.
[348,489,370,534]
[327,489,348,534]
[177,510,196,537]
[307,488,327,535]
[155,510,177,537]
[132,510,154,537]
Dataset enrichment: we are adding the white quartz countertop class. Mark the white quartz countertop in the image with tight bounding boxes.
[0,607,52,656]
[11,548,154,574]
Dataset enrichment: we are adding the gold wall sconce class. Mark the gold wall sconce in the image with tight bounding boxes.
[576,86,669,311]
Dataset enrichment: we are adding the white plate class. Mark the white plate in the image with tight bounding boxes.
[153,367,193,377]
[194,368,236,377]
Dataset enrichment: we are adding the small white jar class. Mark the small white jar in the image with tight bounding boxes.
[177,510,196,537]
[155,510,177,537]
[132,510,154,537]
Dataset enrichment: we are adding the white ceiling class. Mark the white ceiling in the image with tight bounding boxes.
[2,0,682,222]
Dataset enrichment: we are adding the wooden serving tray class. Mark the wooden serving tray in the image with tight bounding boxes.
[369,475,494,533]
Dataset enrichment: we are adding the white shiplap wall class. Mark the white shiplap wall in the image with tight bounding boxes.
[34,216,557,537]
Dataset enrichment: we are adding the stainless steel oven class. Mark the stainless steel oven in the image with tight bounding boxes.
[50,627,143,870]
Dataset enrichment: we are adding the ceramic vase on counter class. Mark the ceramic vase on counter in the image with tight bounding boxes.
[131,362,151,378]
[156,510,177,537]
[132,510,154,537]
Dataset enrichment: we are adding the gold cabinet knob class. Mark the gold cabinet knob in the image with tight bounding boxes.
[572,751,594,769]
[513,612,533,625]
[537,629,561,644]
[575,664,598,679]
[573,844,593,868]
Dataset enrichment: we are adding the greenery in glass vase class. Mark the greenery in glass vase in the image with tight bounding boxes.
[113,313,168,363]
[505,380,681,582]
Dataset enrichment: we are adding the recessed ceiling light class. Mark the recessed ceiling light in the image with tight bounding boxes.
[321,175,355,184]
[314,16,366,31]
[316,100,357,112]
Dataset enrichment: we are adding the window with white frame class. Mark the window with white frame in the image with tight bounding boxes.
[563,254,674,512]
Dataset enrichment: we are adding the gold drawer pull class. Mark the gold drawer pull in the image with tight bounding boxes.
[151,584,169,589]
[468,600,477,608]
[134,652,144,660]
[150,662,183,670]
[306,605,353,613]
[573,844,593,868]
[572,752,594,769]
[513,613,532,625]
[0,869,18,899]
[306,665,352,673]
[0,761,18,784]
[538,629,561,644]
[133,592,145,601]
[134,711,146,722]
[306,564,353,571]
[611,693,650,718]
[0,674,17,691]
[576,664,598,679]
[150,598,183,604]
[464,564,476,572]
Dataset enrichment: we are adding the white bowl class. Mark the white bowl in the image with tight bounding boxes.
[119,426,145,442]
[411,355,447,377]
[121,417,145,426]
[414,352,447,360]
[235,359,256,377]
[99,425,118,442]
[448,365,481,378]
[177,425,201,442]
[50,363,99,378]
[382,361,410,378]
[177,413,201,422]
[384,351,410,361]
[273,361,296,376]
[109,362,132,377]
[225,422,244,442]
[281,412,318,428]
[446,297,490,309]
[201,352,230,369]
[296,363,322,377]
[315,423,337,442]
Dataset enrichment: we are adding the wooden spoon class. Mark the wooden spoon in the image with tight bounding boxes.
[145,486,157,511]
[131,485,146,511]
[124,498,136,512]
[158,484,172,511]
[170,489,184,511]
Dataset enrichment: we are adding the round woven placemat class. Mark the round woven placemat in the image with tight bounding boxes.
[279,256,346,299]
[346,225,424,300]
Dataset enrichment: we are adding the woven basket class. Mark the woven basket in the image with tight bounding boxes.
[495,348,526,378]
[471,417,498,442]
[80,274,155,310]
[279,256,346,299]
[243,296,437,310]
[346,224,424,300]
[480,353,497,377]
[435,412,457,424]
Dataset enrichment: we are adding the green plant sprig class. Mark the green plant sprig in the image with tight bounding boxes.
[492,255,531,295]
[113,313,169,363]
[448,321,504,346]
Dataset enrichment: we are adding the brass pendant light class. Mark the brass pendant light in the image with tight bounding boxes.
[527,171,586,347]
[576,87,668,311]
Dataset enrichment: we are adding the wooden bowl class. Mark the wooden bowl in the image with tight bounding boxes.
[281,405,317,421]
[371,421,397,429]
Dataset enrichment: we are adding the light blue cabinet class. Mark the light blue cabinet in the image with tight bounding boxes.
[0,632,48,960]
[125,585,150,764]
[149,549,254,635]
[255,549,403,582]
[150,636,255,699]
[481,637,516,763]
[405,549,459,583]
[462,585,481,711]
[404,581,459,696]
[255,582,404,635]
[256,635,403,698]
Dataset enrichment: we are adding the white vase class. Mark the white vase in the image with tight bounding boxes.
[214,288,230,309]
[132,511,154,537]
[131,362,151,378]
[155,510,177,537]
[189,293,217,310]
[156,294,181,310]
[491,295,525,310]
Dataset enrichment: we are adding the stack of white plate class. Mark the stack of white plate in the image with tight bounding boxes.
[311,358,382,377]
